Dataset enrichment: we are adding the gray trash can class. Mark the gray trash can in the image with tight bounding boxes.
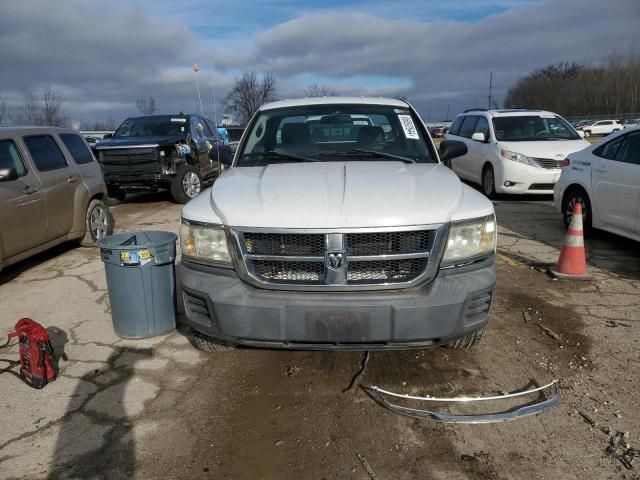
[97,231,178,339]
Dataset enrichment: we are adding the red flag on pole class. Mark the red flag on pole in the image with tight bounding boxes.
[193,63,199,73]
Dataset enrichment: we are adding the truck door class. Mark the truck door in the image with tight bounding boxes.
[0,137,47,260]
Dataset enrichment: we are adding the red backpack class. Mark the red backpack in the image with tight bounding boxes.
[6,318,59,388]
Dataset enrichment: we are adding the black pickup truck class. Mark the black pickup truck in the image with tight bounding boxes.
[95,114,231,203]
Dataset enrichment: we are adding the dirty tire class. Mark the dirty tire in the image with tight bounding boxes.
[190,328,234,352]
[562,187,592,236]
[482,165,496,199]
[445,328,484,349]
[79,198,114,247]
[107,187,126,202]
[170,165,202,204]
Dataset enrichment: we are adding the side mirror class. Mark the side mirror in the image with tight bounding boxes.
[103,133,113,139]
[209,144,233,167]
[471,132,486,142]
[578,130,585,138]
[439,140,468,165]
[0,167,18,182]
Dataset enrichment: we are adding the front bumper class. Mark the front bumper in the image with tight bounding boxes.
[495,161,562,194]
[179,257,496,350]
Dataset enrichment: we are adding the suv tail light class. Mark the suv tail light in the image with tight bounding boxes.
[562,158,570,167]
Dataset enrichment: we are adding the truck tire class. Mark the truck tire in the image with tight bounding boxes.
[190,328,234,352]
[170,165,202,204]
[445,328,484,349]
[107,187,126,202]
[79,198,114,247]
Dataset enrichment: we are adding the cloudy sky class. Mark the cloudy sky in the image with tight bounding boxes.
[1,0,638,126]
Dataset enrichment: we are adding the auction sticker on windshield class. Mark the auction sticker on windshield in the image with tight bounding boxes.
[398,114,419,139]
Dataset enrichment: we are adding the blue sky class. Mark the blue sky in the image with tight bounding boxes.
[1,0,638,125]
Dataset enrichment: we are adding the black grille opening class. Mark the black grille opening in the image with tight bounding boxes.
[243,233,325,256]
[251,260,325,284]
[347,258,427,284]
[183,292,212,325]
[464,292,492,323]
[346,231,431,256]
[528,183,555,190]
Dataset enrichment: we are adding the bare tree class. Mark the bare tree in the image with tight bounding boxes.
[226,72,277,124]
[136,97,157,115]
[14,84,68,126]
[504,52,640,116]
[304,83,335,97]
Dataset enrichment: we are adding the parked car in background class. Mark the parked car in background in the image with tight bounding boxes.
[578,119,624,137]
[429,126,444,138]
[179,96,496,352]
[624,118,640,128]
[555,127,640,241]
[95,114,231,203]
[0,127,113,272]
[445,109,590,197]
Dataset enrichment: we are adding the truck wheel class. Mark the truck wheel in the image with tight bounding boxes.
[445,328,484,349]
[583,130,591,138]
[190,328,234,352]
[482,165,496,199]
[79,199,114,247]
[170,165,202,204]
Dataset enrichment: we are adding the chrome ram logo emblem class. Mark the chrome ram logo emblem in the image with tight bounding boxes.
[326,251,346,270]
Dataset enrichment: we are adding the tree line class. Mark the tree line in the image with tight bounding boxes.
[504,52,640,117]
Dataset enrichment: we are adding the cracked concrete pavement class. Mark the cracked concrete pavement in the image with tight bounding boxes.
[0,192,639,479]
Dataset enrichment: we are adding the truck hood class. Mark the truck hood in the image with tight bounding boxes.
[209,162,468,229]
[499,139,590,159]
[95,135,186,149]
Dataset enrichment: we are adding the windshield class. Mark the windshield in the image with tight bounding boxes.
[237,104,435,166]
[114,115,188,138]
[493,115,581,141]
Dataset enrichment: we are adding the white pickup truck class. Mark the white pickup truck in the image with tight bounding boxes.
[179,97,496,351]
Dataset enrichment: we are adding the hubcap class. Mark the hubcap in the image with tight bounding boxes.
[183,171,201,198]
[90,205,108,239]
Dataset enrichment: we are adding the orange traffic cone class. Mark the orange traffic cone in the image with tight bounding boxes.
[549,202,589,279]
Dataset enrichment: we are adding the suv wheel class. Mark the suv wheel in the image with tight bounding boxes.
[171,165,202,204]
[445,328,484,349]
[482,165,496,199]
[190,328,234,352]
[562,187,592,235]
[79,198,114,247]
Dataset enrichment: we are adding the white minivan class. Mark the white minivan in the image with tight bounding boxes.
[445,109,590,198]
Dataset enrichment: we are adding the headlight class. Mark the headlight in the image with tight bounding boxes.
[501,149,535,166]
[442,216,496,265]
[179,221,232,266]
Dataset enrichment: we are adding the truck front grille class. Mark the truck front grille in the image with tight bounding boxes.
[234,227,443,290]
[99,148,159,176]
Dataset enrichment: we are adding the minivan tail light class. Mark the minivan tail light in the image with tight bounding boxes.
[562,158,570,167]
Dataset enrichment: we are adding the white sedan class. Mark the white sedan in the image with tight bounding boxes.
[554,127,640,241]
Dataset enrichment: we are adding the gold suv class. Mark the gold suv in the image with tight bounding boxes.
[0,127,114,272]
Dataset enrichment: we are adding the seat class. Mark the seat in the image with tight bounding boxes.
[281,123,311,145]
[356,126,384,147]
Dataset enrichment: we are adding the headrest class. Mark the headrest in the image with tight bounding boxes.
[357,126,384,145]
[282,123,310,144]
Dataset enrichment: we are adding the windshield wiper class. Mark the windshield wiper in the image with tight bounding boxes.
[319,149,416,164]
[241,151,318,163]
